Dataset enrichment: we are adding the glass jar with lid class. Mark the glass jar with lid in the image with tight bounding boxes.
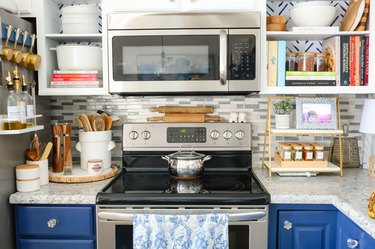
[286,52,297,71]
[312,143,325,161]
[291,143,303,161]
[297,52,315,72]
[302,144,314,161]
[278,142,292,161]
[315,53,327,72]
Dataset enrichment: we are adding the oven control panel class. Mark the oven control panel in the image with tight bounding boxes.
[123,123,251,150]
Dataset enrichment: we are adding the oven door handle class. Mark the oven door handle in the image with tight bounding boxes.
[98,211,266,222]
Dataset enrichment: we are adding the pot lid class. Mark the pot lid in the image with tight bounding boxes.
[168,151,206,160]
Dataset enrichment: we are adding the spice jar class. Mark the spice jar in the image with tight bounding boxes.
[286,52,297,71]
[297,52,315,72]
[291,143,303,161]
[302,144,314,161]
[312,143,325,161]
[278,143,292,161]
[315,53,327,72]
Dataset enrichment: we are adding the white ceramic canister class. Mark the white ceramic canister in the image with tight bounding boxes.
[76,130,115,170]
[16,164,39,180]
[16,178,40,192]
[26,159,49,185]
[87,159,103,175]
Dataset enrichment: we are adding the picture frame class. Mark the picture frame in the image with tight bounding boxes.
[296,97,338,130]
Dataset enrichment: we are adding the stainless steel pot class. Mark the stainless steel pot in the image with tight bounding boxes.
[162,150,211,178]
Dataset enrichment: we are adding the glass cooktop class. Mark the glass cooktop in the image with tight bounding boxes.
[96,170,270,205]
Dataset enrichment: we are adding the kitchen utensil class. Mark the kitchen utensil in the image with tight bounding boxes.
[369,191,375,218]
[79,114,92,131]
[52,124,63,173]
[40,142,53,160]
[330,124,360,168]
[93,115,106,131]
[25,34,41,71]
[355,0,370,31]
[75,117,84,130]
[31,134,40,160]
[26,149,39,161]
[149,106,214,114]
[2,25,13,61]
[56,44,102,71]
[340,0,365,31]
[17,31,29,66]
[62,123,72,175]
[102,114,113,131]
[161,148,211,179]
[147,114,223,123]
[290,4,336,27]
[11,28,22,63]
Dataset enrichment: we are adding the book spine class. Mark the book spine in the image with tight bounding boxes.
[51,81,100,85]
[52,74,99,78]
[286,71,336,76]
[277,41,286,87]
[267,41,278,87]
[51,77,98,81]
[359,36,366,85]
[340,36,350,86]
[354,36,361,86]
[349,36,356,86]
[364,36,369,86]
[285,80,336,87]
[53,70,100,74]
[286,75,336,81]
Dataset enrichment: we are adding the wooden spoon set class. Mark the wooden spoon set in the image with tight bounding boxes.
[75,113,113,132]
[147,106,223,123]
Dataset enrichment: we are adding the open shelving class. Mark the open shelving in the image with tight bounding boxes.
[261,96,343,177]
[0,115,44,135]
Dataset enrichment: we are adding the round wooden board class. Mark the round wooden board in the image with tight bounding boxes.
[49,165,119,183]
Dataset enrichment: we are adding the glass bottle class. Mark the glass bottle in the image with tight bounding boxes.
[4,71,21,130]
[21,75,34,127]
[315,53,327,72]
[12,67,27,129]
[286,52,297,71]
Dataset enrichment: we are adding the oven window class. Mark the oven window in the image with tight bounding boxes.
[112,35,219,81]
[115,225,249,249]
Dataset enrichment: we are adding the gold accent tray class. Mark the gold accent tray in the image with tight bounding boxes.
[275,152,328,168]
[49,165,119,183]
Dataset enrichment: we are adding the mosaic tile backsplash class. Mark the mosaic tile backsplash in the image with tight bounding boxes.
[50,94,369,168]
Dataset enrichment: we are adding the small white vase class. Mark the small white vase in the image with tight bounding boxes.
[275,114,290,129]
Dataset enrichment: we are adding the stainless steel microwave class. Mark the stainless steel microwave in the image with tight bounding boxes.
[107,12,261,95]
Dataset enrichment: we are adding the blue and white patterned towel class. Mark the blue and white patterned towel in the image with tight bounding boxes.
[133,213,229,249]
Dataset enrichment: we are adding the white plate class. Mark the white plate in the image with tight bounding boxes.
[350,0,365,31]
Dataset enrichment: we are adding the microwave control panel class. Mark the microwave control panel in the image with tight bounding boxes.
[229,35,256,80]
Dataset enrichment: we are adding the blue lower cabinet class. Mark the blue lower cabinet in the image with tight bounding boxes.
[278,210,337,249]
[337,212,375,249]
[15,205,96,249]
[18,239,95,249]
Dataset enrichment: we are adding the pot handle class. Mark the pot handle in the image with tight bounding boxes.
[179,144,194,152]
[161,155,172,163]
[201,155,212,163]
[76,142,81,152]
[108,141,116,151]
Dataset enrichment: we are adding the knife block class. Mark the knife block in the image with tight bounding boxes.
[51,124,72,173]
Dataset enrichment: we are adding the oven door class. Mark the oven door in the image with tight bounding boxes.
[97,205,268,249]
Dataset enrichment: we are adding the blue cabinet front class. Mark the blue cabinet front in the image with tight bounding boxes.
[18,239,95,249]
[278,210,337,249]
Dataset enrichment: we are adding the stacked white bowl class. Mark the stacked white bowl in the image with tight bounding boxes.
[290,1,336,27]
[61,4,100,34]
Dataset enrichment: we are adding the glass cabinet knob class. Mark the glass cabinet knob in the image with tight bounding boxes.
[283,220,292,230]
[47,218,58,228]
[347,239,359,248]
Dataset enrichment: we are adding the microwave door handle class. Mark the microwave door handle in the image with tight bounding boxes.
[219,30,227,85]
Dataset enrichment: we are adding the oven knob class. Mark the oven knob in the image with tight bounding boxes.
[223,130,232,140]
[129,131,138,140]
[235,130,245,140]
[141,131,151,140]
[210,130,220,140]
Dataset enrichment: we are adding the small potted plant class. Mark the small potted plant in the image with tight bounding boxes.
[273,99,294,129]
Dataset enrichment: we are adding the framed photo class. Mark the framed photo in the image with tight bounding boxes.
[296,97,338,130]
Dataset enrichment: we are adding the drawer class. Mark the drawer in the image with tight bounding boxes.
[18,239,95,249]
[16,206,95,237]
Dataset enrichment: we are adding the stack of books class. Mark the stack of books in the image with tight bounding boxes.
[51,70,102,88]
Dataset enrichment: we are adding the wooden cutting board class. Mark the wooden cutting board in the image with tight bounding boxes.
[149,106,214,114]
[147,113,223,122]
[355,0,370,31]
[340,0,365,31]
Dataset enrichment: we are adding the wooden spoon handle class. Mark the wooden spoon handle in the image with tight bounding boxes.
[40,142,53,160]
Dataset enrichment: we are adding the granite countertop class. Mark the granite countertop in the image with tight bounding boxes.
[9,168,375,238]
[253,167,375,239]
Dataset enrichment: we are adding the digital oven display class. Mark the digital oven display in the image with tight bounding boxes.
[167,127,206,143]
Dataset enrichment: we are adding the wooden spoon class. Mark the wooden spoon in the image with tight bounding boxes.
[1,25,13,61]
[40,142,53,160]
[26,149,39,161]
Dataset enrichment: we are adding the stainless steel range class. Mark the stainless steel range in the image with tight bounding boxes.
[96,122,270,249]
